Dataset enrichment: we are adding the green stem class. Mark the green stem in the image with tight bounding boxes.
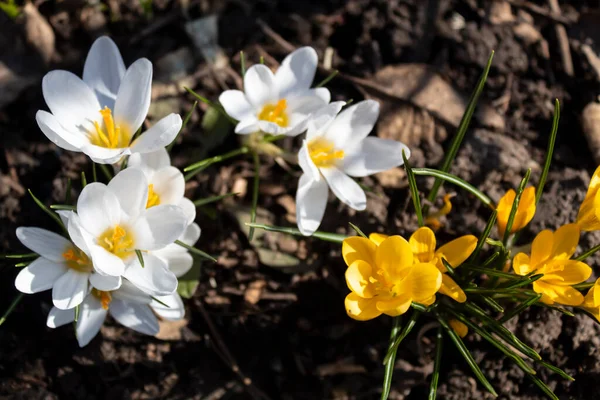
[381,317,402,400]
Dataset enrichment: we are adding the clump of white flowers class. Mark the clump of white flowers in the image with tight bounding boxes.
[12,36,409,347]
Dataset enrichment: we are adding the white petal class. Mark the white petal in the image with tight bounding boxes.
[306,101,345,140]
[219,90,254,121]
[234,118,259,134]
[114,58,152,133]
[342,137,409,177]
[298,140,320,181]
[112,279,152,304]
[177,197,197,225]
[109,300,159,336]
[52,269,89,310]
[47,306,75,328]
[275,47,318,98]
[77,182,121,237]
[131,205,188,251]
[16,227,71,262]
[15,258,68,294]
[41,70,100,132]
[155,250,193,277]
[151,293,185,320]
[128,147,171,175]
[64,212,92,256]
[80,144,129,165]
[89,245,127,276]
[150,166,185,205]
[36,111,86,151]
[296,173,329,236]
[257,120,292,136]
[181,222,201,245]
[107,168,148,218]
[321,167,366,210]
[287,89,331,115]
[323,100,380,149]
[89,273,122,291]
[83,36,126,109]
[123,253,178,296]
[130,113,182,154]
[244,64,277,108]
[76,295,107,347]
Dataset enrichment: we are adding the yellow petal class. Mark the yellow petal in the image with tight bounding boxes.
[533,281,584,306]
[376,294,412,317]
[419,295,437,306]
[577,166,600,231]
[594,278,600,307]
[436,235,477,271]
[582,306,600,323]
[449,319,468,338]
[583,284,597,308]
[396,262,442,302]
[369,233,388,246]
[512,252,534,276]
[550,224,580,260]
[438,274,467,303]
[342,237,377,267]
[496,189,516,237]
[496,187,536,236]
[344,293,382,321]
[345,260,376,298]
[539,260,591,285]
[409,227,436,263]
[529,229,553,267]
[375,235,413,280]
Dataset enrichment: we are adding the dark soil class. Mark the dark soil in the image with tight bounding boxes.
[2,0,600,399]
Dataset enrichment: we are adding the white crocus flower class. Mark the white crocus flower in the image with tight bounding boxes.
[36,36,182,164]
[14,227,120,310]
[46,280,158,347]
[150,223,201,320]
[219,47,330,136]
[67,168,188,296]
[127,148,196,225]
[296,100,411,236]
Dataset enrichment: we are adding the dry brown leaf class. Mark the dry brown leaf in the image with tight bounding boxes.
[244,280,267,304]
[22,3,55,65]
[156,319,188,341]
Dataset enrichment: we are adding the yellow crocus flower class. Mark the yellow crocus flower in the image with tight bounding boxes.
[581,278,600,322]
[576,166,600,231]
[370,228,477,303]
[342,235,442,321]
[512,224,591,306]
[449,319,468,338]
[496,186,536,237]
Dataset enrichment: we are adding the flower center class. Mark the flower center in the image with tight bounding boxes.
[98,225,135,259]
[62,246,92,272]
[307,137,344,168]
[146,184,160,208]
[90,106,129,149]
[257,99,289,127]
[91,288,112,310]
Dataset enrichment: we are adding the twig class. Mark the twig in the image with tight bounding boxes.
[197,300,272,400]
[256,19,295,52]
[506,0,572,24]
[547,0,573,76]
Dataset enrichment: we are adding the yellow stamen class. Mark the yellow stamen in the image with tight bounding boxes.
[91,288,112,310]
[98,225,135,259]
[425,194,455,231]
[62,247,92,272]
[307,137,344,168]
[257,99,289,127]
[146,184,160,208]
[90,107,128,149]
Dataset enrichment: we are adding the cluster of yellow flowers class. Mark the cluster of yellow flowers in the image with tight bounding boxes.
[342,165,600,326]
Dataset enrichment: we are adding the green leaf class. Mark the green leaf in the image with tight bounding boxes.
[413,168,493,207]
[536,359,574,381]
[185,87,237,124]
[424,51,494,213]
[81,171,87,187]
[428,327,443,400]
[381,317,403,400]
[177,261,202,299]
[0,0,20,19]
[437,313,498,396]
[240,51,247,76]
[151,296,171,308]
[536,99,560,204]
[135,250,145,267]
[194,192,239,207]
[403,150,424,227]
[245,222,347,243]
[167,100,197,151]
[74,304,80,322]
[65,178,72,204]
[50,204,76,211]
[384,311,420,365]
[462,265,523,280]
[316,69,339,88]
[2,253,38,259]
[184,147,249,175]
[477,295,504,313]
[501,274,543,289]
[575,243,600,262]
[28,189,67,234]
[470,210,497,261]
[349,222,368,238]
[502,169,532,244]
[0,293,24,326]
[99,164,113,181]
[175,240,216,262]
[527,374,559,400]
[248,151,261,241]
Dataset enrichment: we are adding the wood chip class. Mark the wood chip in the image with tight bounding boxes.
[22,3,55,65]
[582,102,600,165]
[244,280,267,304]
